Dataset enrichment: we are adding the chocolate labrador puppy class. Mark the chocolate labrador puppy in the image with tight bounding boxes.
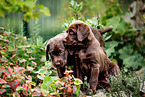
[45,33,68,78]
[45,27,114,78]
[64,21,120,94]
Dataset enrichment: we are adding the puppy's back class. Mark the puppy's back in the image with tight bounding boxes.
[48,33,67,44]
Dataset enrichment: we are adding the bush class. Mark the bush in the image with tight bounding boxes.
[0,26,83,96]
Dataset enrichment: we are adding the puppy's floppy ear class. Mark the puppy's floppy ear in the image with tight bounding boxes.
[66,29,68,33]
[77,23,90,41]
[45,43,49,61]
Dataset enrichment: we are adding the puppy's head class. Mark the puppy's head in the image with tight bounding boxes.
[64,21,91,55]
[66,21,91,42]
[45,33,68,68]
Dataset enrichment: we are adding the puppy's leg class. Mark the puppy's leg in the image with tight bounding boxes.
[89,64,100,94]
[57,66,65,78]
[109,62,120,76]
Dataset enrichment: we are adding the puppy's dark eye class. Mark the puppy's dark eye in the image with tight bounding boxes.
[69,29,76,35]
[70,31,75,35]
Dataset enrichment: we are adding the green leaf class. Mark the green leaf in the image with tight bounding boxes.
[40,56,46,62]
[30,82,36,86]
[8,46,15,51]
[33,13,40,18]
[0,9,5,17]
[119,44,133,59]
[119,44,145,69]
[2,68,9,73]
[2,85,11,88]
[106,16,128,35]
[37,75,44,80]
[24,1,35,8]
[70,0,75,7]
[39,6,51,16]
[41,76,53,90]
[92,17,98,26]
[74,78,83,85]
[105,41,120,57]
[13,92,20,97]
[23,10,33,22]
[0,78,7,84]
[43,76,52,83]
[41,83,47,90]
[2,56,7,61]
[40,89,49,96]
[0,89,6,94]
[76,2,82,11]
[75,85,81,95]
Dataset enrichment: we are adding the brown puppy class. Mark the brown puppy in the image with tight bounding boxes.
[45,27,113,78]
[45,33,68,78]
[64,21,120,94]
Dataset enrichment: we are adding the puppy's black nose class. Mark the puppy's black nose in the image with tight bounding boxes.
[55,62,61,67]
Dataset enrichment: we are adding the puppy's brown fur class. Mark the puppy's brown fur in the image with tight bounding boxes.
[64,21,120,93]
[45,27,113,78]
[45,33,68,78]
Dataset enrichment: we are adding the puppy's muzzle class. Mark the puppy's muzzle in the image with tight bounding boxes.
[54,61,63,68]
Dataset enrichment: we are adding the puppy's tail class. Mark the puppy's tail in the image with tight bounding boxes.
[98,26,113,35]
[45,44,49,61]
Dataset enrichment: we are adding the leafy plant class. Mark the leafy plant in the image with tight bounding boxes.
[119,44,145,69]
[69,0,83,19]
[99,0,145,70]
[0,66,35,96]
[0,26,53,96]
[40,70,83,96]
[0,0,51,22]
[108,71,145,97]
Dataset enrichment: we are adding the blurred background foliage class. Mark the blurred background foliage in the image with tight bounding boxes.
[1,0,141,40]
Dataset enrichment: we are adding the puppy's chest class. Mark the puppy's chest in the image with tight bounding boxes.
[78,49,97,63]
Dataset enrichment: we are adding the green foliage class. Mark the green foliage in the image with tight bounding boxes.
[0,25,83,96]
[100,0,145,70]
[119,44,145,69]
[67,0,83,20]
[0,0,51,22]
[40,71,83,96]
[106,16,130,35]
[69,0,83,12]
[109,71,145,97]
[105,41,121,58]
[0,26,51,96]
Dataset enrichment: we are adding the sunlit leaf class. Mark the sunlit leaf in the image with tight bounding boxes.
[70,0,75,7]
[0,78,7,84]
[92,17,99,26]
[39,6,51,16]
[40,89,49,96]
[119,44,145,69]
[19,59,27,63]
[74,78,83,85]
[106,16,128,35]
[0,9,5,17]
[32,91,42,96]
[27,66,35,71]
[0,89,6,94]
[13,92,20,97]
[105,41,120,57]
[24,1,35,8]
[2,85,11,88]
